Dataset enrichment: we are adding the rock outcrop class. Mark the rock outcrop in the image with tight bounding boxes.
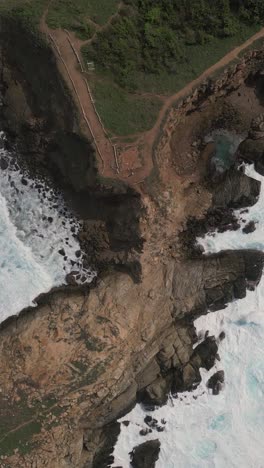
[238,136,264,176]
[0,14,264,468]
[0,248,263,466]
[130,439,161,468]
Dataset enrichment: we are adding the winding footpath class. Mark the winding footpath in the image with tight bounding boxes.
[40,11,264,186]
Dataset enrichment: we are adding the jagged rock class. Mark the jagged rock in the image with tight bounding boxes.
[130,440,161,468]
[249,113,264,139]
[237,137,264,175]
[213,169,260,208]
[191,337,218,371]
[140,375,173,407]
[173,250,264,316]
[243,221,256,234]
[136,360,160,391]
[182,363,201,390]
[207,370,225,395]
[0,157,8,170]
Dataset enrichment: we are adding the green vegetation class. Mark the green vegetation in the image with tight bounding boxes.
[2,0,264,135]
[90,78,162,135]
[80,0,264,135]
[85,0,264,92]
[0,0,47,29]
[46,0,119,36]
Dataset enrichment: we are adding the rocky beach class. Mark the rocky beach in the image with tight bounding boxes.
[0,9,264,468]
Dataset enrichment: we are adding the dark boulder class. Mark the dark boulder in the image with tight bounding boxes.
[207,370,225,395]
[139,375,173,408]
[242,221,256,234]
[130,440,161,468]
[213,169,260,209]
[237,138,264,176]
[191,337,218,371]
[0,157,8,170]
[243,249,264,285]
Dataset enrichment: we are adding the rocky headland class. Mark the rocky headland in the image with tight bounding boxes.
[1,16,264,468]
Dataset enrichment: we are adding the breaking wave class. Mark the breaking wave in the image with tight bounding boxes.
[0,135,95,322]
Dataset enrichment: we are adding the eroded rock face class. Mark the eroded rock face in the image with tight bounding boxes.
[0,247,262,466]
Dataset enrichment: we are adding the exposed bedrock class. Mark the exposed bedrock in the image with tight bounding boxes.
[0,248,263,467]
[238,136,264,176]
[130,439,161,468]
[212,169,260,208]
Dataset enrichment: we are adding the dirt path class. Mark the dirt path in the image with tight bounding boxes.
[40,11,264,186]
[138,27,264,185]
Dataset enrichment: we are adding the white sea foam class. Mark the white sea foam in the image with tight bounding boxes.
[0,140,95,322]
[112,164,264,467]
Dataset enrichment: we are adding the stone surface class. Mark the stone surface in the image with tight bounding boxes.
[130,440,161,468]
[207,370,225,395]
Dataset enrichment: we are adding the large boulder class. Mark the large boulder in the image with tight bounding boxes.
[191,336,218,371]
[130,440,161,468]
[207,370,225,395]
[173,249,264,317]
[139,374,173,408]
[213,169,260,208]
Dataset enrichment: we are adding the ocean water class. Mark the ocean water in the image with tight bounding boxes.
[112,164,264,468]
[0,136,95,322]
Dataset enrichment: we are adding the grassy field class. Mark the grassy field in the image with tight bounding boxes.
[90,78,162,136]
[46,0,119,37]
[1,1,263,137]
[85,23,261,136]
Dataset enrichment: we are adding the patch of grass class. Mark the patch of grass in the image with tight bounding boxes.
[78,327,105,351]
[46,0,119,39]
[90,78,162,136]
[72,360,87,373]
[83,22,261,136]
[0,393,60,457]
[0,422,41,457]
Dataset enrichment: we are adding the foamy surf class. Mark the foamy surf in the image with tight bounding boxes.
[0,140,96,322]
[112,164,264,468]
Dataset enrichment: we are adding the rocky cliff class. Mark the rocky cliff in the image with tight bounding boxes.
[0,17,264,468]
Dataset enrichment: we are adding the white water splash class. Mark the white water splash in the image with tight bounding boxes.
[112,164,264,468]
[0,139,95,322]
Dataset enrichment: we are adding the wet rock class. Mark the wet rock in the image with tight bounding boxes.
[21,178,28,185]
[238,137,264,175]
[139,428,152,436]
[144,416,158,428]
[122,420,130,427]
[130,440,160,468]
[58,248,65,256]
[66,273,77,286]
[0,157,8,170]
[219,331,226,341]
[48,216,53,223]
[242,221,256,234]
[140,375,172,408]
[181,363,201,390]
[207,370,225,395]
[213,169,260,209]
[192,336,218,371]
